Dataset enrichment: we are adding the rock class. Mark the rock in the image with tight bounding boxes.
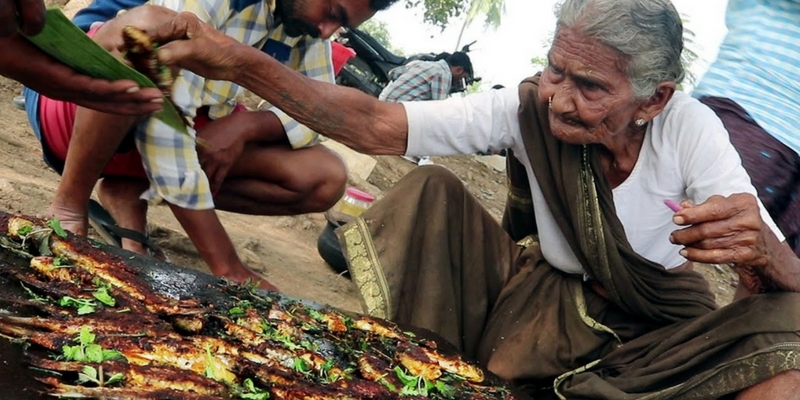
[472,154,507,173]
[321,139,377,182]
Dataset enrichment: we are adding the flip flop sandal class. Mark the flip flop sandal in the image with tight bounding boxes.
[87,199,169,262]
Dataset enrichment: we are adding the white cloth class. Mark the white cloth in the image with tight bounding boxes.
[403,89,784,275]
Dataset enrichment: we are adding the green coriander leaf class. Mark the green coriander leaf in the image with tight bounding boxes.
[77,304,95,315]
[77,365,99,384]
[17,225,33,236]
[293,358,311,375]
[78,326,95,345]
[46,218,68,238]
[105,373,125,386]
[307,309,325,322]
[20,283,49,303]
[93,286,116,307]
[53,257,68,266]
[84,344,104,363]
[102,349,124,361]
[61,345,82,362]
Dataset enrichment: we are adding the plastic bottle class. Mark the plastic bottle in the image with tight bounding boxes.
[338,187,375,217]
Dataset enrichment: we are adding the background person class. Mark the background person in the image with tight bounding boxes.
[379,51,472,166]
[692,0,800,256]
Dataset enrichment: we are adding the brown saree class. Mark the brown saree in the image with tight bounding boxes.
[338,76,800,399]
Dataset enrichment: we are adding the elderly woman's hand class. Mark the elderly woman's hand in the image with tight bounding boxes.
[669,194,768,266]
[670,194,800,295]
[150,12,245,82]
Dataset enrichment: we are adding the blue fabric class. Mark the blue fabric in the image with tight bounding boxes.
[261,39,292,63]
[23,87,41,142]
[230,0,261,12]
[692,0,800,156]
[71,0,146,31]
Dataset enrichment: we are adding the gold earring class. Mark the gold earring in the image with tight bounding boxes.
[549,96,553,110]
[635,118,646,126]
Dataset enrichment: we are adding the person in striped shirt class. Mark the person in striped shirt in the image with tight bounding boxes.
[29,0,397,291]
[379,51,472,165]
[692,0,800,256]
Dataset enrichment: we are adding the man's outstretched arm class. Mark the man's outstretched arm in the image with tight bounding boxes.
[0,33,164,115]
[152,12,408,156]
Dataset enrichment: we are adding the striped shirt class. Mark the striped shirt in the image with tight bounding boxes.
[137,0,334,210]
[379,60,452,102]
[692,0,800,156]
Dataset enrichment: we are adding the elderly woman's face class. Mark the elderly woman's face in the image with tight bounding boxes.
[538,26,642,145]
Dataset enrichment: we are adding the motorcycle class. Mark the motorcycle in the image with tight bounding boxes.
[334,27,481,97]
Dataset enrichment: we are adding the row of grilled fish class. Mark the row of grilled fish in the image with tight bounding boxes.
[0,215,512,399]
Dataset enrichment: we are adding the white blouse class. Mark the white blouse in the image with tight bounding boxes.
[402,89,783,274]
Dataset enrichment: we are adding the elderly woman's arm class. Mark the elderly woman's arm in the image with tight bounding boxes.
[153,12,409,155]
[669,195,800,296]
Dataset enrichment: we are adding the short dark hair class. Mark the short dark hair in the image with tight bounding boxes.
[370,0,400,11]
[446,51,473,75]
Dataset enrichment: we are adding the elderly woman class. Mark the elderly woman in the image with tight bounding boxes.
[152,0,800,398]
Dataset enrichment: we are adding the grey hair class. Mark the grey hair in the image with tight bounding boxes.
[554,0,685,99]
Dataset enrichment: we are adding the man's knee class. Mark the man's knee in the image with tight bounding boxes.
[302,148,347,212]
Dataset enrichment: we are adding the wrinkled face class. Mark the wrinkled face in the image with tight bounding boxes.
[278,0,376,39]
[538,25,642,146]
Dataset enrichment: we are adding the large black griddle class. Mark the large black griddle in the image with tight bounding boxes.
[0,213,518,400]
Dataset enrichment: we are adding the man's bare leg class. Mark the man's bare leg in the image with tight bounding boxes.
[214,144,347,215]
[97,177,150,254]
[47,109,138,235]
[168,205,278,291]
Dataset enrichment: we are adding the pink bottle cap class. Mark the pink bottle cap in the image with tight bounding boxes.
[345,187,375,203]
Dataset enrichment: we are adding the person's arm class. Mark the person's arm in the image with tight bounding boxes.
[0,33,163,115]
[153,12,409,155]
[1,0,45,36]
[168,205,278,291]
[197,110,287,192]
[260,36,335,150]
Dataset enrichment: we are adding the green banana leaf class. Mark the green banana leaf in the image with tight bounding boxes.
[24,8,187,134]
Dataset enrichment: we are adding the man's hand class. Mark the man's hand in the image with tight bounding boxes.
[1,34,164,115]
[196,113,250,194]
[1,0,45,37]
[150,12,244,82]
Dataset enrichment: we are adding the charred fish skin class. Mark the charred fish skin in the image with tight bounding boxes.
[1,212,512,400]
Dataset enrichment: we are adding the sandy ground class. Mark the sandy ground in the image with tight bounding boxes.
[0,0,739,310]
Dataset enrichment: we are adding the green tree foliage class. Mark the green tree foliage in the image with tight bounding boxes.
[358,20,405,55]
[455,0,505,49]
[405,0,504,32]
[404,0,467,30]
